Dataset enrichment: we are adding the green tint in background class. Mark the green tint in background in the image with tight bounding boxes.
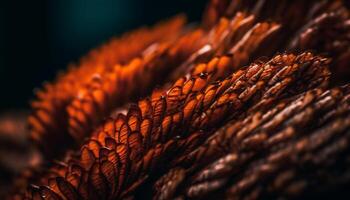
[0,0,206,110]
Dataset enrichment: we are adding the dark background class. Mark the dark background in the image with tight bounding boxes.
[0,0,207,111]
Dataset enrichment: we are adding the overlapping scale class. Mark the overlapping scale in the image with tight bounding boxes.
[203,0,343,29]
[66,29,205,143]
[170,12,280,82]
[7,1,350,200]
[288,7,350,85]
[29,9,285,162]
[19,52,330,200]
[152,84,350,199]
[28,16,187,158]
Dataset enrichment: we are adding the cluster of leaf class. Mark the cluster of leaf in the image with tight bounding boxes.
[9,0,350,199]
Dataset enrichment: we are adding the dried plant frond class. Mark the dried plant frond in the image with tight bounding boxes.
[28,16,190,158]
[155,84,350,199]
[18,52,330,200]
[29,10,283,160]
[7,1,350,199]
[171,13,280,82]
[203,0,343,28]
[288,8,350,85]
[66,29,205,143]
[153,168,185,200]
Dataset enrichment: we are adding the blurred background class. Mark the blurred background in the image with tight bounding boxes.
[0,0,207,112]
[0,1,206,193]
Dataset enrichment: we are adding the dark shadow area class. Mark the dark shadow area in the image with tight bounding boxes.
[0,0,207,111]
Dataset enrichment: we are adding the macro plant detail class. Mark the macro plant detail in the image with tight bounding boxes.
[2,0,350,199]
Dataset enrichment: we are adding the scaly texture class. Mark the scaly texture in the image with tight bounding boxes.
[203,0,342,28]
[203,0,349,59]
[66,29,205,143]
[7,1,350,199]
[67,13,281,145]
[288,8,350,85]
[154,84,350,199]
[29,12,282,160]
[9,14,283,198]
[18,52,330,200]
[28,16,187,158]
[170,12,280,81]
